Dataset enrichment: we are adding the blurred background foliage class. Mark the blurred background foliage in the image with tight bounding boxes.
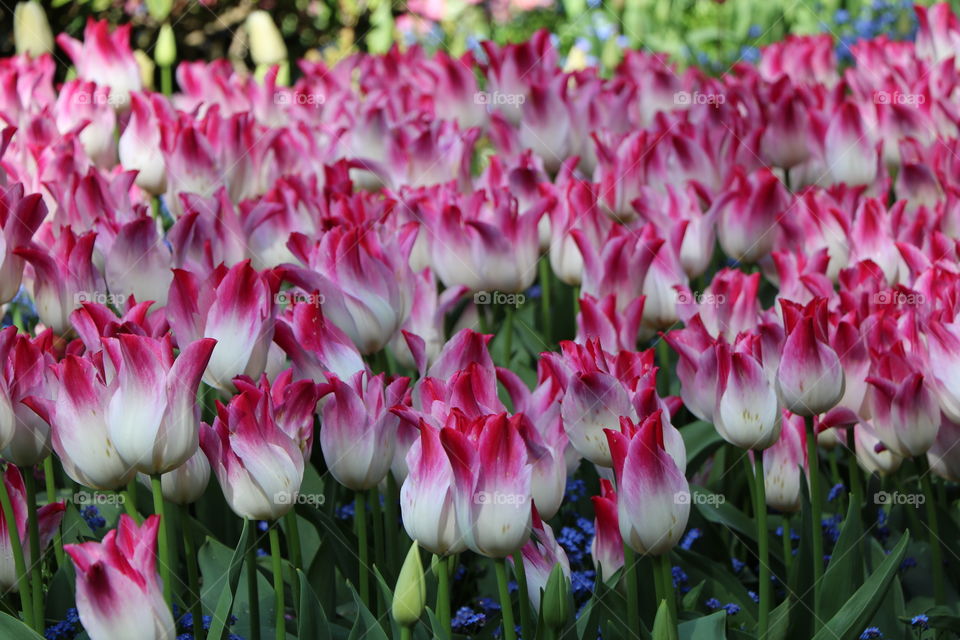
[0,0,932,78]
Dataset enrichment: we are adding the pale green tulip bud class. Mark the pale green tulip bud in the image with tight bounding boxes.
[155,23,177,68]
[392,541,426,627]
[14,1,53,57]
[246,11,287,66]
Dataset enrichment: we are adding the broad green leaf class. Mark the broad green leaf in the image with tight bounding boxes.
[691,486,785,566]
[652,599,679,640]
[0,613,43,639]
[297,569,334,640]
[678,610,726,640]
[206,519,250,640]
[811,532,910,640]
[346,584,389,640]
[820,492,864,621]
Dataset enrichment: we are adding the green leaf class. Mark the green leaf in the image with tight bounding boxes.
[691,486,785,566]
[768,598,790,640]
[678,610,726,640]
[297,504,358,589]
[681,580,706,611]
[206,519,250,640]
[811,532,910,640]
[676,550,757,626]
[0,612,43,638]
[820,492,865,621]
[900,606,960,632]
[680,422,724,469]
[652,599,679,640]
[297,569,334,640]
[346,584,389,640]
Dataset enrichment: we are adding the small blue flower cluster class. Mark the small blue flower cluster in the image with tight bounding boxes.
[81,505,106,531]
[335,501,355,520]
[859,626,883,639]
[731,557,746,574]
[672,566,690,594]
[832,0,918,63]
[44,608,80,640]
[452,606,487,634]
[823,513,843,544]
[911,614,929,629]
[571,569,596,602]
[705,598,740,615]
[564,478,588,502]
[558,525,591,564]
[899,556,917,571]
[827,483,845,502]
[173,606,242,640]
[679,527,703,550]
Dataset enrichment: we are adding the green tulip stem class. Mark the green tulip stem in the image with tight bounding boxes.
[43,457,64,567]
[754,453,770,640]
[512,553,533,639]
[269,525,285,640]
[151,474,172,605]
[494,558,517,640]
[0,469,33,630]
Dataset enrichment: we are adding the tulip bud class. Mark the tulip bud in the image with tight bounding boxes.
[133,51,155,90]
[145,0,173,22]
[154,23,176,68]
[542,564,572,630]
[246,11,288,66]
[854,421,902,476]
[763,411,807,512]
[139,448,211,505]
[776,299,845,417]
[714,342,782,450]
[392,541,426,627]
[14,1,53,56]
[607,413,690,556]
[652,599,679,640]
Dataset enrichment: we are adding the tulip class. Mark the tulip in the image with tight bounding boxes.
[28,355,136,490]
[154,24,176,68]
[104,217,173,308]
[14,2,53,57]
[854,421,903,476]
[607,413,689,555]
[103,334,215,474]
[663,318,719,423]
[925,319,960,423]
[576,293,644,354]
[200,381,306,521]
[866,367,939,458]
[0,188,45,306]
[118,93,169,195]
[713,168,790,264]
[141,448,211,505]
[53,80,117,168]
[399,420,465,556]
[591,478,624,582]
[392,541,426,627]
[714,340,782,450]
[514,506,570,611]
[2,331,55,466]
[283,225,415,354]
[64,515,175,640]
[927,414,960,482]
[762,411,807,512]
[274,296,367,383]
[319,371,409,491]
[776,299,845,417]
[16,228,105,336]
[57,19,142,109]
[388,269,468,372]
[0,465,65,592]
[576,226,661,311]
[427,190,548,294]
[166,261,275,391]
[823,102,879,188]
[441,413,532,558]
